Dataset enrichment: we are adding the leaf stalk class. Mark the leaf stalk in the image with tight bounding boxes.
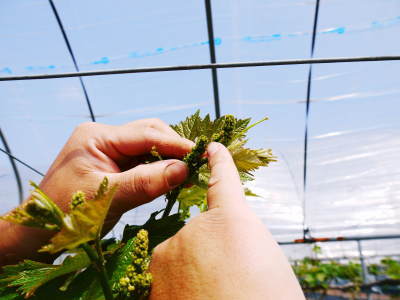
[81,242,114,300]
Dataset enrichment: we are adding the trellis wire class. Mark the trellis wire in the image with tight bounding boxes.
[1,56,399,82]
[0,1,399,249]
[0,147,45,177]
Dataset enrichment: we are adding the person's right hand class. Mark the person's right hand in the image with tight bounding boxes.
[149,142,305,300]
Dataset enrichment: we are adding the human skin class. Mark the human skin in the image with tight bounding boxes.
[0,119,192,266]
[149,142,305,300]
[0,120,305,299]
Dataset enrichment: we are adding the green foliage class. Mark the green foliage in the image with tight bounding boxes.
[312,245,322,255]
[171,110,275,220]
[293,247,400,298]
[122,212,185,251]
[177,185,207,219]
[0,111,275,300]
[381,258,400,280]
[293,256,364,292]
[0,286,21,300]
[0,182,64,231]
[41,177,118,254]
[0,253,90,298]
[367,257,400,280]
[171,111,275,179]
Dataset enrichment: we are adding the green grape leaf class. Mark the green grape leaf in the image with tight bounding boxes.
[171,111,274,215]
[31,266,99,300]
[171,110,253,144]
[106,236,138,290]
[177,185,207,219]
[172,111,275,178]
[228,139,276,176]
[79,277,103,300]
[0,285,22,300]
[40,178,118,254]
[244,188,260,197]
[0,182,64,231]
[122,212,185,251]
[171,110,213,141]
[0,252,90,298]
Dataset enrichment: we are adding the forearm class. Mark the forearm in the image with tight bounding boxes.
[0,219,54,267]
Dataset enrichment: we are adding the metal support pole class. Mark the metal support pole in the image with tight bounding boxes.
[357,240,368,284]
[204,0,221,118]
[0,128,23,203]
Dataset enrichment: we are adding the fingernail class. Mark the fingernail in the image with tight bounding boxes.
[165,161,188,188]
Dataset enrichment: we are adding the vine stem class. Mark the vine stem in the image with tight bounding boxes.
[161,188,181,219]
[81,242,114,300]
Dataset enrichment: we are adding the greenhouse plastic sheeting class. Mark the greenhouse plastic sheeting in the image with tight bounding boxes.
[1,0,399,260]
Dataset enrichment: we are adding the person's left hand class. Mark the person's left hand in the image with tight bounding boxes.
[0,119,192,265]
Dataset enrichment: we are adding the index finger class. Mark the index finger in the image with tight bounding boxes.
[98,122,194,160]
[206,142,246,210]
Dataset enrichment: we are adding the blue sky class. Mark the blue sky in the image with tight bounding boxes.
[1,0,399,257]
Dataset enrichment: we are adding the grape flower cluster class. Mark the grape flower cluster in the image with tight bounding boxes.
[114,229,152,299]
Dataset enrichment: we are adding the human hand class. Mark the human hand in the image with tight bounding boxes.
[149,142,305,300]
[0,119,192,265]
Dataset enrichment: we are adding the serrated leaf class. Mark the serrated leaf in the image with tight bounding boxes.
[0,285,22,300]
[244,188,260,197]
[40,177,118,254]
[0,252,90,298]
[171,110,253,145]
[170,110,203,141]
[228,139,276,174]
[32,266,99,300]
[106,229,150,292]
[106,235,139,290]
[177,186,208,220]
[239,172,255,182]
[171,111,274,215]
[0,182,64,231]
[122,212,185,251]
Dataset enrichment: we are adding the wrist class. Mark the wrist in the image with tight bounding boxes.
[0,219,55,267]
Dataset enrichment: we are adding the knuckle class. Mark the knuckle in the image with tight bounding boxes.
[143,126,159,145]
[132,167,156,199]
[74,122,98,134]
[147,118,166,129]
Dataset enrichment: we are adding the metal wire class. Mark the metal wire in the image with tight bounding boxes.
[302,0,321,240]
[0,147,45,177]
[0,129,24,203]
[204,0,221,118]
[48,0,96,122]
[1,3,399,247]
[1,56,399,82]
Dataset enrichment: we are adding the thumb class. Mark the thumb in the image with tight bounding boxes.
[206,142,246,210]
[110,160,188,211]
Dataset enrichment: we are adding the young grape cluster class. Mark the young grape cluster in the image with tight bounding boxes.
[114,229,152,299]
